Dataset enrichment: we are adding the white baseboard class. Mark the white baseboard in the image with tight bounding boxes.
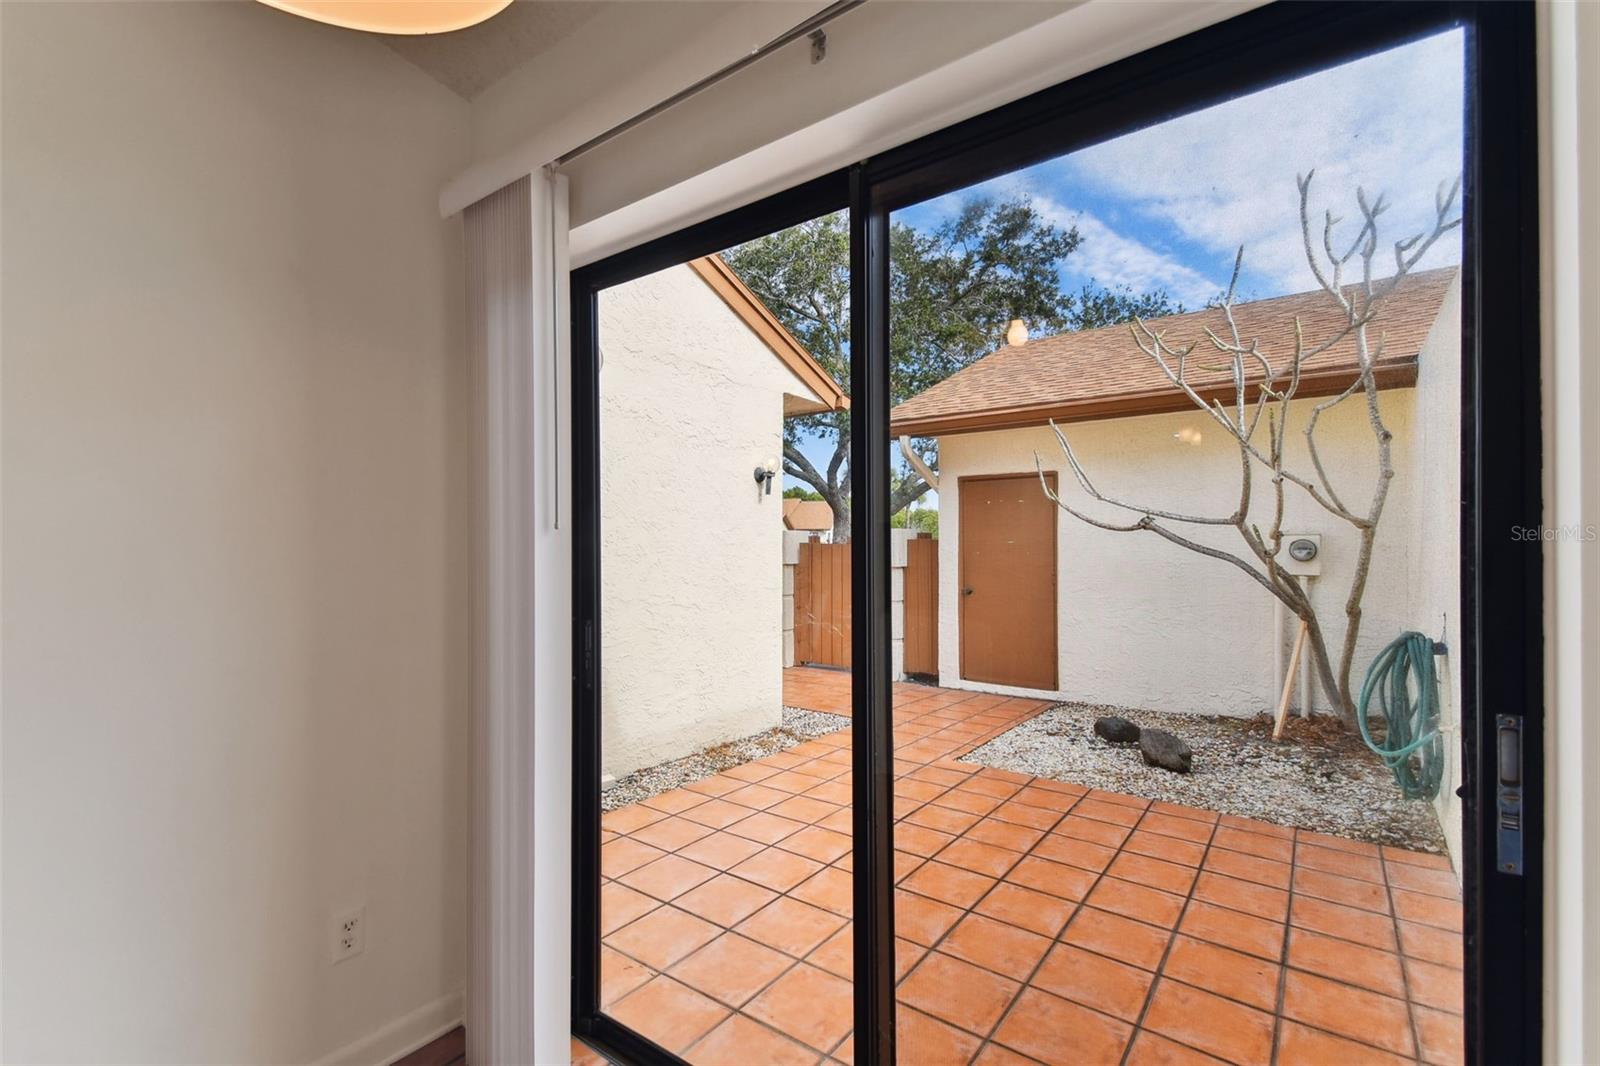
[310,991,463,1066]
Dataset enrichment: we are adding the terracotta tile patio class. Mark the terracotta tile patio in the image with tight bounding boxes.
[592,667,1464,1065]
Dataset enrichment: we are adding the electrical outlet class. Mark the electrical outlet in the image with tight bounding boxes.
[332,905,365,964]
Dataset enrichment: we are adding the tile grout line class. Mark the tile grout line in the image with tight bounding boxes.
[606,755,853,1058]
[955,786,1193,1063]
[895,770,1292,1064]
[892,714,1112,1058]
[868,687,1050,1058]
[605,675,1463,1065]
[704,748,857,1059]
[913,772,1083,1065]
[605,702,1033,1063]
[1116,799,1224,1066]
[620,799,844,1050]
[901,685,1459,1064]
[610,776,1447,1062]
[1269,830,1303,1066]
[1380,849,1427,1064]
[934,787,1440,1056]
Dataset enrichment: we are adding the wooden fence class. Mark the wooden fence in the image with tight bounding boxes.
[903,535,939,676]
[793,534,939,675]
[794,540,851,668]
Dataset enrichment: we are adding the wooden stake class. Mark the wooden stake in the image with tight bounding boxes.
[1274,619,1309,741]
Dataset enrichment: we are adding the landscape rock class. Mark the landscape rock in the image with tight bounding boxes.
[960,701,1449,853]
[1094,715,1142,744]
[1139,728,1193,773]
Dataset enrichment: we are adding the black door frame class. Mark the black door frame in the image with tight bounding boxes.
[570,4,1542,1063]
[569,170,854,1066]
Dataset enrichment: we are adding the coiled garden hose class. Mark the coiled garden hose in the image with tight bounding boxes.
[1356,631,1445,801]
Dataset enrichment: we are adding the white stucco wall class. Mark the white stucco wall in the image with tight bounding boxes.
[936,375,1447,724]
[1405,278,1465,867]
[598,264,822,779]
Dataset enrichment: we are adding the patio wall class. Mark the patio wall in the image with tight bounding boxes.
[599,265,819,779]
[935,390,1430,721]
[1403,277,1464,866]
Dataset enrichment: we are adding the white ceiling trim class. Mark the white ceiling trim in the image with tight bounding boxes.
[438,2,830,216]
[564,0,1265,267]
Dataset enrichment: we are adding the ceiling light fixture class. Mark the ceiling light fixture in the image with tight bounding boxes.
[257,0,512,35]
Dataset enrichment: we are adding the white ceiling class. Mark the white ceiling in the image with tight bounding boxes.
[380,1,603,99]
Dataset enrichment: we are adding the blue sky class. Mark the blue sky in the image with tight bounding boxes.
[791,27,1465,503]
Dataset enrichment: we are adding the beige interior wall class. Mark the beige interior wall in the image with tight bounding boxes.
[1,3,471,1061]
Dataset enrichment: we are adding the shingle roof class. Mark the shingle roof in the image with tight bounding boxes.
[782,498,833,532]
[889,267,1455,438]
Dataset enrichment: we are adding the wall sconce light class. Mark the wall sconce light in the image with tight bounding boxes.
[1172,426,1204,446]
[754,458,777,497]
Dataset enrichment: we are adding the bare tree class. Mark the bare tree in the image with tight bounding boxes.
[1036,173,1461,723]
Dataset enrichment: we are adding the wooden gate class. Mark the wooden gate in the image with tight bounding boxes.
[794,535,940,674]
[794,539,852,668]
[903,534,939,676]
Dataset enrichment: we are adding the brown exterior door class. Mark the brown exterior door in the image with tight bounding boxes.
[959,473,1057,690]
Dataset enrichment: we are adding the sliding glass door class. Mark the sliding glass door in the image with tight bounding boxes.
[573,5,1540,1063]
[878,25,1474,1066]
[570,179,875,1065]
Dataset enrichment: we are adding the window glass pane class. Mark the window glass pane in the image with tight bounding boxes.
[885,30,1465,1064]
[595,214,858,1062]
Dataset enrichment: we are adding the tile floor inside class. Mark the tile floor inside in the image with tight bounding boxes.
[585,668,1464,1065]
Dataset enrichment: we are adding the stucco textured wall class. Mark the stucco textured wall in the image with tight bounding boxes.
[937,385,1434,721]
[598,264,819,779]
[1405,277,1464,866]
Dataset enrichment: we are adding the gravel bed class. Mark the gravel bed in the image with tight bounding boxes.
[963,701,1449,853]
[601,706,850,811]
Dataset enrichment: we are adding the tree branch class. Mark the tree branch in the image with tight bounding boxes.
[1043,172,1462,722]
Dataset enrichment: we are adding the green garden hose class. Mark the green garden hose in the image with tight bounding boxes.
[1355,631,1445,801]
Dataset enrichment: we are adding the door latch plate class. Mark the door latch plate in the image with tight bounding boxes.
[1496,714,1523,876]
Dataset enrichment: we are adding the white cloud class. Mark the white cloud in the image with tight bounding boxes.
[1062,29,1466,294]
[900,29,1465,300]
[911,172,1224,307]
[1035,199,1222,307]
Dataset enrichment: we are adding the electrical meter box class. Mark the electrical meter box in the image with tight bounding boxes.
[1280,532,1323,577]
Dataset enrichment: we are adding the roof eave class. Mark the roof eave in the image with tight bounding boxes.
[688,255,849,412]
[888,360,1418,438]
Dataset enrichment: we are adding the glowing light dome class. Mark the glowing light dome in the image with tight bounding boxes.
[257,0,513,35]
